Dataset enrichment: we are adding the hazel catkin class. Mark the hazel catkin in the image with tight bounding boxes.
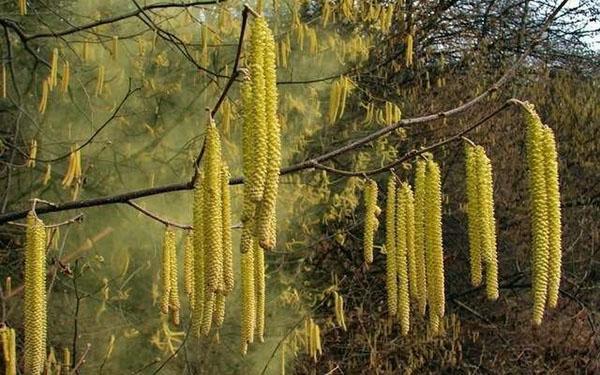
[385,176,398,316]
[363,179,379,264]
[464,145,483,287]
[24,211,47,375]
[413,160,428,315]
[396,183,410,335]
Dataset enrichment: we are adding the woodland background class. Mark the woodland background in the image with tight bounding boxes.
[0,0,598,373]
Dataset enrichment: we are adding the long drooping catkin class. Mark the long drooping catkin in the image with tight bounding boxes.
[524,104,550,326]
[255,24,281,251]
[183,231,195,308]
[464,145,483,286]
[203,119,223,293]
[201,290,215,335]
[244,19,269,202]
[404,184,417,302]
[385,176,398,316]
[413,160,427,315]
[476,146,498,300]
[192,178,205,335]
[213,293,226,328]
[254,242,266,342]
[221,165,234,294]
[363,179,379,264]
[168,229,180,325]
[160,227,175,315]
[241,239,256,355]
[396,184,410,335]
[424,159,445,328]
[542,127,562,309]
[24,211,47,375]
[1,326,17,375]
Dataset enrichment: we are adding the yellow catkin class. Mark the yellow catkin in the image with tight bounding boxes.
[200,290,215,335]
[464,145,482,286]
[60,61,70,94]
[413,160,427,315]
[160,227,175,315]
[255,23,282,251]
[49,48,58,89]
[183,231,195,308]
[42,164,51,186]
[405,34,414,66]
[213,293,226,328]
[385,176,397,316]
[328,80,340,124]
[244,19,269,202]
[168,230,180,325]
[62,347,71,371]
[95,65,105,96]
[221,165,234,294]
[1,326,17,375]
[404,184,417,302]
[38,79,49,114]
[111,36,119,60]
[524,104,550,326]
[192,178,205,335]
[542,127,562,309]
[26,139,37,168]
[24,211,47,375]
[396,183,411,335]
[18,0,27,15]
[202,119,223,292]
[363,179,378,264]
[241,242,256,354]
[254,242,266,342]
[424,159,445,328]
[476,146,498,300]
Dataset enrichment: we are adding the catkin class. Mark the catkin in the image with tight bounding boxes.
[254,242,266,342]
[363,179,379,264]
[524,104,550,326]
[404,184,417,302]
[476,146,498,300]
[24,211,47,375]
[542,127,562,309]
[241,241,256,354]
[49,48,58,89]
[203,119,223,292]
[38,79,49,114]
[160,227,175,315]
[405,34,414,67]
[244,18,269,202]
[168,231,180,325]
[255,24,282,251]
[424,159,445,328]
[192,178,205,335]
[201,290,215,335]
[0,326,17,375]
[396,184,410,335]
[221,165,234,294]
[213,293,226,328]
[385,176,398,316]
[413,160,427,315]
[183,231,195,308]
[60,61,70,94]
[465,145,483,286]
[95,65,105,96]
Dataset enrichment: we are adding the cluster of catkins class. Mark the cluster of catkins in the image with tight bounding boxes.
[188,119,234,337]
[379,158,445,334]
[464,144,498,300]
[239,17,282,355]
[0,325,17,375]
[524,103,562,326]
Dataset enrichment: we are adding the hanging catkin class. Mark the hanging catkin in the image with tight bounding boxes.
[542,127,562,309]
[160,227,175,315]
[221,165,234,294]
[241,241,256,355]
[524,104,550,326]
[203,119,223,293]
[413,160,427,315]
[183,231,195,308]
[24,211,47,375]
[254,242,266,342]
[192,177,205,335]
[168,230,180,325]
[363,179,379,264]
[244,18,269,202]
[475,146,498,300]
[424,159,445,332]
[396,183,410,335]
[1,326,17,375]
[255,24,282,251]
[385,176,398,316]
[464,145,482,286]
[404,184,417,302]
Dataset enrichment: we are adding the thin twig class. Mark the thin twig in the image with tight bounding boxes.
[127,201,192,230]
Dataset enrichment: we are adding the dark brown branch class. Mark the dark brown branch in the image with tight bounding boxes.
[127,201,192,230]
